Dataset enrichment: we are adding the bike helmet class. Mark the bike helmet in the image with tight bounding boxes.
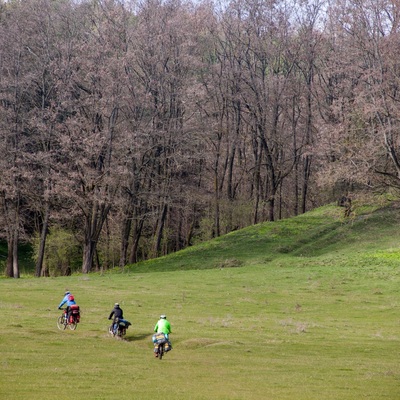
[65,291,70,295]
[115,303,119,306]
[160,314,166,319]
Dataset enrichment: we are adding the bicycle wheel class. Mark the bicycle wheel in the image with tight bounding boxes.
[57,316,66,330]
[68,316,77,330]
[158,343,164,360]
[68,321,77,330]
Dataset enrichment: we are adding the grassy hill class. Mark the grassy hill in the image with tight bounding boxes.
[1,202,399,399]
[127,201,400,273]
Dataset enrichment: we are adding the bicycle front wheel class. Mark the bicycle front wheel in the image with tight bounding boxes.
[57,316,66,330]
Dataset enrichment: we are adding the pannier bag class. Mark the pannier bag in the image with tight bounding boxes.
[69,304,80,322]
[152,332,167,344]
[70,305,80,314]
[117,318,131,327]
[164,341,172,352]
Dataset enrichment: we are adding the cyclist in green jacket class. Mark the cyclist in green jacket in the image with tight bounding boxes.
[154,315,172,339]
[153,315,172,357]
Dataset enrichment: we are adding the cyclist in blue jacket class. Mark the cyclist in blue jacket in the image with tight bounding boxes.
[58,291,76,322]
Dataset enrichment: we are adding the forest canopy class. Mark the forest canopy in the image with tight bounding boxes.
[1,0,400,277]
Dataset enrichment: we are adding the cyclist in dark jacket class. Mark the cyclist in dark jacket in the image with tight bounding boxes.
[108,303,123,334]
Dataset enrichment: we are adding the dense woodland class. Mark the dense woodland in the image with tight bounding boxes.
[1,0,400,277]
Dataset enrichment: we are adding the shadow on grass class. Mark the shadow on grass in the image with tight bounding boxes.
[125,332,151,342]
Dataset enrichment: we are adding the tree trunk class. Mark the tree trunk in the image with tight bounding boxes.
[153,202,167,258]
[267,195,275,222]
[252,143,262,225]
[214,169,221,237]
[301,156,312,214]
[82,239,96,274]
[128,217,144,264]
[6,236,13,278]
[35,202,50,277]
[12,225,19,278]
[119,215,132,267]
[3,198,20,278]
[82,202,111,273]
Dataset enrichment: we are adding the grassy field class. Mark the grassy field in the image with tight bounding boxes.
[1,203,399,399]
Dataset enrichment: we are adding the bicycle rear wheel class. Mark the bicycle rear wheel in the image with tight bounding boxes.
[68,317,77,330]
[158,343,164,360]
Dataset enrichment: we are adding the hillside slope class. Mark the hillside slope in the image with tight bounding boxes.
[127,202,400,273]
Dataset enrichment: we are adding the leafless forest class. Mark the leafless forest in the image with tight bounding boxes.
[1,0,400,277]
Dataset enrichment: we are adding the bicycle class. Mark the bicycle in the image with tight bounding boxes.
[57,306,80,331]
[152,332,172,360]
[109,318,131,338]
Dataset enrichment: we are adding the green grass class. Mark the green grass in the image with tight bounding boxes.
[1,203,399,399]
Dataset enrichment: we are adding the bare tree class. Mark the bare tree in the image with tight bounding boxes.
[52,1,129,273]
[0,1,43,277]
[316,0,400,196]
[125,0,202,257]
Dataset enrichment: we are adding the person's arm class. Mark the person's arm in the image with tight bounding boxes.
[108,311,114,320]
[58,298,66,309]
[154,322,158,332]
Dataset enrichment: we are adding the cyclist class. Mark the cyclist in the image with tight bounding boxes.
[154,314,172,339]
[58,290,76,322]
[108,303,123,334]
[153,314,172,357]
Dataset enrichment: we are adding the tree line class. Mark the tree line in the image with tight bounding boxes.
[1,0,399,277]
